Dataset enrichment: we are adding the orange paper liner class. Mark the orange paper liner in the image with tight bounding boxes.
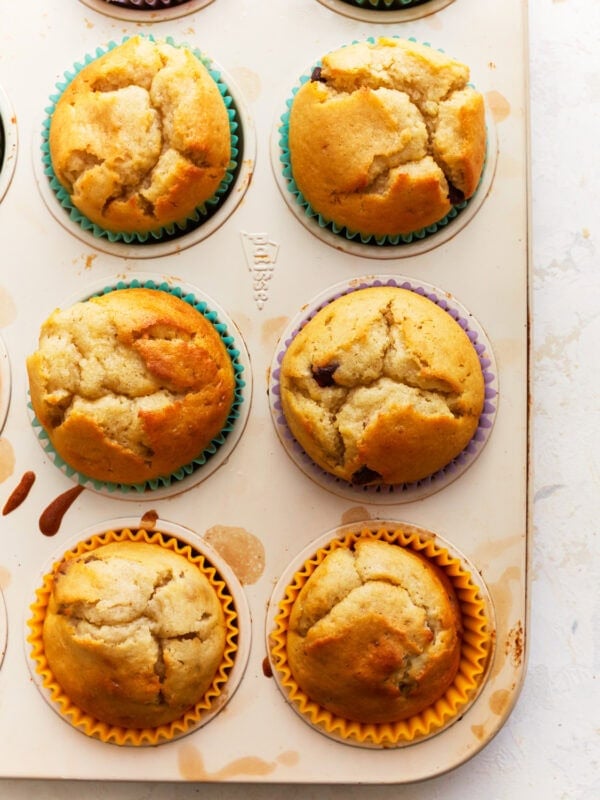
[269,524,492,747]
[27,527,239,746]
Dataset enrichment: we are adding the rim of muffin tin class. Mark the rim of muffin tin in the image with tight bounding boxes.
[0,587,6,671]
[32,41,255,259]
[268,275,498,504]
[0,333,10,436]
[265,519,496,749]
[78,0,215,21]
[25,517,252,746]
[271,37,498,260]
[0,82,18,206]
[315,0,455,23]
[26,274,253,500]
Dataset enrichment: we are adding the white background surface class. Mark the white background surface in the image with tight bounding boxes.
[0,0,598,797]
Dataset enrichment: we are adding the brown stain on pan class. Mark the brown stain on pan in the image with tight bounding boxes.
[2,471,36,515]
[0,286,17,328]
[204,525,266,585]
[0,439,15,483]
[485,90,511,123]
[340,506,372,525]
[178,745,298,780]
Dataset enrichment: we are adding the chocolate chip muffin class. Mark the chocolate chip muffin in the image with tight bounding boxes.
[286,537,463,724]
[48,35,231,236]
[41,539,227,729]
[27,286,236,487]
[278,285,485,486]
[287,37,486,238]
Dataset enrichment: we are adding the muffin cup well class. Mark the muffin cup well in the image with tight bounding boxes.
[0,333,10,436]
[27,520,251,746]
[316,0,454,22]
[39,34,247,250]
[267,521,494,748]
[80,0,214,21]
[28,275,251,498]
[269,275,498,504]
[0,82,18,206]
[273,35,497,259]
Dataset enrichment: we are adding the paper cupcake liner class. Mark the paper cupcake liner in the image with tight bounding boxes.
[29,276,250,498]
[27,525,243,746]
[268,521,494,748]
[79,0,216,22]
[0,81,18,206]
[338,0,435,9]
[269,275,498,504]
[41,34,241,245]
[275,35,494,255]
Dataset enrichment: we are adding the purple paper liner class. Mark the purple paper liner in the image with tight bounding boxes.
[268,276,498,503]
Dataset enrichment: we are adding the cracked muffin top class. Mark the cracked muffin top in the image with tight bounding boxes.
[48,35,231,235]
[286,538,463,724]
[287,37,486,238]
[278,285,485,486]
[42,540,226,728]
[26,287,236,487]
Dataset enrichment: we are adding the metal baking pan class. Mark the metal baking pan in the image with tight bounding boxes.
[0,0,529,783]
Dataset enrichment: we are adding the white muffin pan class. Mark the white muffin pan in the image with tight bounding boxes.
[0,0,530,785]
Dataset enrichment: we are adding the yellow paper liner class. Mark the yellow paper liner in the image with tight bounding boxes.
[269,524,492,747]
[27,527,239,746]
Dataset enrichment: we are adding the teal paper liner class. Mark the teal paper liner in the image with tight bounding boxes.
[29,279,246,495]
[278,36,485,248]
[41,35,240,245]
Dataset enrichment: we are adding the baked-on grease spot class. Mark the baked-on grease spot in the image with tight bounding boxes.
[505,620,524,667]
[340,506,372,525]
[261,316,289,349]
[178,744,277,781]
[0,566,10,590]
[2,471,36,515]
[229,67,261,102]
[39,485,85,536]
[204,525,265,585]
[485,90,511,123]
[262,656,273,678]
[471,724,485,741]
[140,509,159,528]
[0,286,17,328]
[489,688,511,716]
[0,439,15,483]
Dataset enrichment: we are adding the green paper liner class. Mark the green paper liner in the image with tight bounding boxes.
[29,278,246,495]
[41,34,240,244]
[278,35,486,248]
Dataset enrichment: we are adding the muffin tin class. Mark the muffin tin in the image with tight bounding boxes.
[0,0,530,785]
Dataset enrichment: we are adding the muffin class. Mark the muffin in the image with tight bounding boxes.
[269,524,492,746]
[26,286,237,488]
[28,528,239,744]
[284,37,486,241]
[47,35,233,240]
[278,285,485,487]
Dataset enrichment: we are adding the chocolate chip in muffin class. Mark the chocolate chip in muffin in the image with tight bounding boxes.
[350,466,383,485]
[311,362,339,387]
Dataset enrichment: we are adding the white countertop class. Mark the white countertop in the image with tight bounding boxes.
[1,0,598,797]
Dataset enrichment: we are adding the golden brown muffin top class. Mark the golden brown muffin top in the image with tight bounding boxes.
[279,285,485,485]
[49,35,231,234]
[42,540,226,728]
[27,287,235,485]
[286,538,463,723]
[288,37,486,237]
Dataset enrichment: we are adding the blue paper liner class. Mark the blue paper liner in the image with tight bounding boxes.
[29,279,247,495]
[41,35,240,245]
[269,276,498,503]
[278,36,486,248]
